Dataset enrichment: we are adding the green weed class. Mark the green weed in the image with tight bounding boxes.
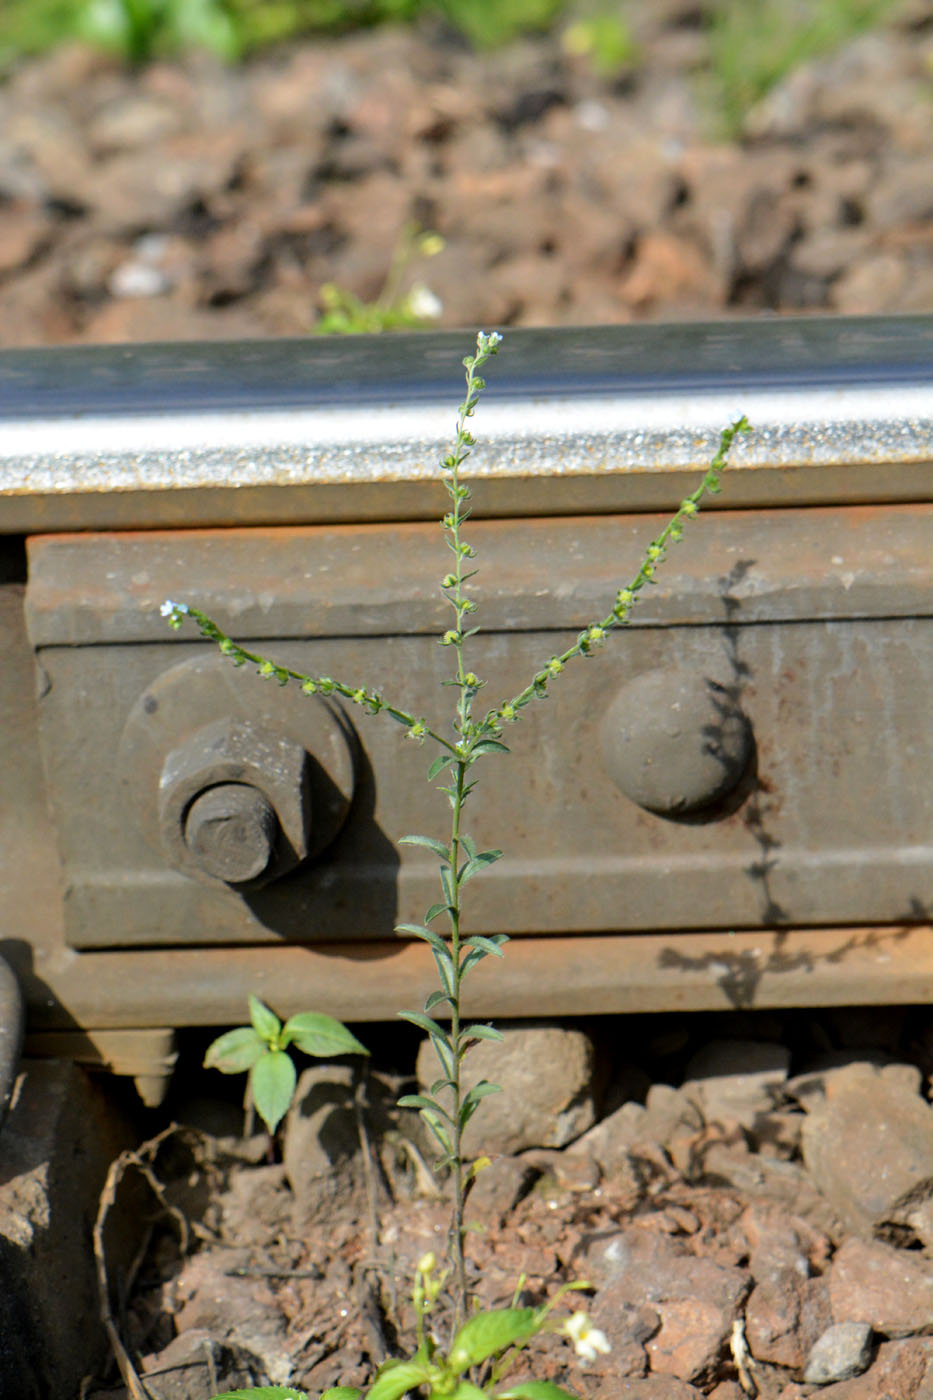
[163,331,751,1400]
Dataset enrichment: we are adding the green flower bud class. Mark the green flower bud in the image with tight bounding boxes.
[547,656,564,676]
[681,499,699,517]
[441,630,460,646]
[301,679,317,694]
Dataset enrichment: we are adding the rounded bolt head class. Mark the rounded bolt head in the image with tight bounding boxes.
[183,782,277,883]
[601,667,752,816]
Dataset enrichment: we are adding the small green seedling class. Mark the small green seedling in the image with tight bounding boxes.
[204,993,368,1134]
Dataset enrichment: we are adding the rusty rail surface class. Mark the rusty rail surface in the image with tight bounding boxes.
[0,316,931,1100]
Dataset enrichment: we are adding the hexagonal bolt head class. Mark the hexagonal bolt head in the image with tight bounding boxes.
[159,718,310,887]
[601,667,752,816]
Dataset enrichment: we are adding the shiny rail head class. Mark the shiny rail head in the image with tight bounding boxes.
[1,316,931,530]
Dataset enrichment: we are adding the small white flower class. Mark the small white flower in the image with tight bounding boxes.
[565,1311,611,1363]
[406,283,443,320]
[160,600,177,616]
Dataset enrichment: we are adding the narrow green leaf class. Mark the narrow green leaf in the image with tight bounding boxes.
[399,834,450,860]
[499,1383,580,1400]
[419,1108,453,1155]
[448,1309,537,1373]
[440,866,456,904]
[459,834,477,860]
[248,994,281,1044]
[463,1079,502,1105]
[461,1023,505,1043]
[462,934,508,959]
[203,1026,265,1074]
[395,923,453,964]
[398,1010,451,1042]
[432,950,455,998]
[250,1050,297,1134]
[321,1389,363,1400]
[459,851,503,885]
[427,753,455,780]
[397,1094,453,1123]
[425,989,454,1012]
[424,902,452,924]
[430,1077,455,1096]
[366,1361,431,1400]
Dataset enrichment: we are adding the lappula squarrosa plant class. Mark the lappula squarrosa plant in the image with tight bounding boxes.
[163,330,750,1400]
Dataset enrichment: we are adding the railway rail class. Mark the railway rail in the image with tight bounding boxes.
[1,314,931,1104]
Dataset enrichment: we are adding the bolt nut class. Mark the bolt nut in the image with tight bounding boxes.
[159,717,310,886]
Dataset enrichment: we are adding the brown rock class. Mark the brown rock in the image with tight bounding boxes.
[817,1337,931,1400]
[416,1022,599,1156]
[802,1063,933,1246]
[740,1202,832,1285]
[646,1296,731,1382]
[829,1237,933,1337]
[746,1270,832,1368]
[619,230,715,312]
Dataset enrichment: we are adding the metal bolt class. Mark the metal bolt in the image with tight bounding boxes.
[601,667,752,816]
[183,782,278,884]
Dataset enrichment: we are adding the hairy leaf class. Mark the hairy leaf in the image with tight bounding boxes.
[398,1010,451,1042]
[459,850,503,885]
[461,1023,505,1044]
[462,934,507,959]
[397,1093,453,1124]
[399,834,450,860]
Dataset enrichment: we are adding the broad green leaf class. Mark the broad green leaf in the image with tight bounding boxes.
[499,1384,579,1400]
[449,1384,487,1400]
[250,1050,297,1134]
[203,1026,265,1074]
[399,834,450,860]
[459,851,503,885]
[248,994,281,1044]
[282,1013,369,1059]
[448,1309,537,1372]
[321,1390,363,1400]
[366,1360,430,1400]
[469,739,510,757]
[210,1389,308,1400]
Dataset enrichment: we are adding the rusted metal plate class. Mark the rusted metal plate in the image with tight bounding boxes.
[6,928,933,1030]
[23,505,933,954]
[2,318,932,532]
